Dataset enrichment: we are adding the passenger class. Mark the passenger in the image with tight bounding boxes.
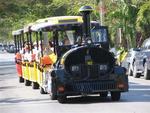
[44,41,57,64]
[23,42,31,61]
[32,42,37,53]
[36,41,43,63]
[63,36,70,45]
[43,46,53,55]
[49,41,54,51]
[30,42,38,62]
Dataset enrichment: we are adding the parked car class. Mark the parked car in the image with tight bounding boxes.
[121,48,140,76]
[0,43,3,51]
[133,38,150,80]
[3,44,8,51]
[7,45,15,53]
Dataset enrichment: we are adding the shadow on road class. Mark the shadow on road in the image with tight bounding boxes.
[0,97,55,104]
[0,72,16,76]
[64,96,113,104]
[0,86,17,91]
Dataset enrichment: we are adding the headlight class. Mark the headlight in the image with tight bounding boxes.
[87,39,92,44]
[99,64,108,71]
[71,65,79,72]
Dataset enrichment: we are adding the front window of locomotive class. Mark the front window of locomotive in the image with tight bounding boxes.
[91,28,108,43]
[65,30,75,45]
[58,30,76,46]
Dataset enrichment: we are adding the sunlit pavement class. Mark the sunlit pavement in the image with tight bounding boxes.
[0,51,15,66]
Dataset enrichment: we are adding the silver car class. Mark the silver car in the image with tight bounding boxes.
[122,48,140,77]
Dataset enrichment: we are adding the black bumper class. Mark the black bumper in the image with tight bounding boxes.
[59,80,128,96]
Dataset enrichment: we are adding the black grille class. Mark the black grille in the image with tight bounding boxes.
[69,80,116,93]
[80,64,99,79]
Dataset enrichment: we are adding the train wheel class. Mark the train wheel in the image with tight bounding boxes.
[25,80,31,86]
[19,77,24,83]
[32,82,39,89]
[50,80,57,100]
[40,87,47,94]
[111,92,121,101]
[100,92,108,98]
[57,96,66,103]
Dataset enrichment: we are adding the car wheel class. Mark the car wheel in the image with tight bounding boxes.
[25,79,31,86]
[133,63,140,78]
[111,92,121,101]
[19,77,24,83]
[144,63,150,80]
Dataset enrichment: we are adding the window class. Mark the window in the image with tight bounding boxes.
[91,28,107,43]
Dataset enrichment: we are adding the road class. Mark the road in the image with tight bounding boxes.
[0,52,150,113]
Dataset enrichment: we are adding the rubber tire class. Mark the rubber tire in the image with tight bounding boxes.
[25,80,31,86]
[128,65,133,76]
[144,63,150,80]
[100,92,108,98]
[19,77,24,83]
[40,87,47,94]
[57,96,66,103]
[50,80,57,100]
[133,63,140,78]
[111,92,121,101]
[32,82,39,89]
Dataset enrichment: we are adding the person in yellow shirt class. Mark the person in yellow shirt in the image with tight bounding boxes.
[116,46,127,66]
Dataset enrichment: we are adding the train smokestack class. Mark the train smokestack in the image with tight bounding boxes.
[79,6,93,39]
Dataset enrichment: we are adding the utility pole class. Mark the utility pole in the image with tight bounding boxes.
[98,0,106,26]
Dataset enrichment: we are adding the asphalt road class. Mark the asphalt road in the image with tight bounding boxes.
[0,52,150,113]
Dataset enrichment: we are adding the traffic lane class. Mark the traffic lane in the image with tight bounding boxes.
[0,87,149,113]
[0,66,150,113]
[0,52,16,78]
[0,66,16,76]
[0,52,15,68]
[125,77,150,103]
[0,93,149,113]
[0,52,14,60]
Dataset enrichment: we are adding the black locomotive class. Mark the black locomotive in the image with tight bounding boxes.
[48,6,128,103]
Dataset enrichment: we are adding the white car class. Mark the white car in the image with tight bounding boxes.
[125,48,141,76]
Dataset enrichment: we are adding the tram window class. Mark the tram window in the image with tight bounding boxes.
[91,28,107,43]
[58,30,76,46]
[66,30,75,45]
